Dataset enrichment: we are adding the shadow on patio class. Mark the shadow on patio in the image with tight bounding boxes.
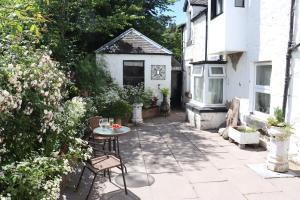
[61,110,272,200]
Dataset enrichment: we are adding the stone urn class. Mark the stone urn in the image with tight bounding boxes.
[132,103,143,124]
[267,126,290,172]
[160,94,170,116]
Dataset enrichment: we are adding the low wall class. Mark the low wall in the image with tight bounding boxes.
[186,103,227,130]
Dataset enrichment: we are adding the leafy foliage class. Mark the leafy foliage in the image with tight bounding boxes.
[73,54,113,95]
[160,87,170,96]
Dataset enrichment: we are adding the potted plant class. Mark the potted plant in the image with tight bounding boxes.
[160,88,170,116]
[110,100,132,125]
[228,125,260,149]
[266,107,293,172]
[122,83,145,124]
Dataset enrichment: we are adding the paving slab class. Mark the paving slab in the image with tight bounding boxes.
[245,192,297,200]
[193,181,246,200]
[149,172,198,200]
[221,166,281,194]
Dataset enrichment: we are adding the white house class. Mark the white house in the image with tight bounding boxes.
[95,28,173,104]
[181,0,300,163]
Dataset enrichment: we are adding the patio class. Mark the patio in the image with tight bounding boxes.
[61,111,300,200]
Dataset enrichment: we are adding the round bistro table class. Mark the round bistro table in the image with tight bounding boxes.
[93,126,131,156]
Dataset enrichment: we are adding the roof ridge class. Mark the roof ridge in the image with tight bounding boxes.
[95,28,172,55]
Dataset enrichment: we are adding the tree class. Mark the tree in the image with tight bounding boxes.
[38,0,176,67]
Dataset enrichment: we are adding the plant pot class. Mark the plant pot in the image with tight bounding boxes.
[228,126,260,149]
[132,103,143,124]
[267,126,290,172]
[160,95,170,116]
[114,117,122,125]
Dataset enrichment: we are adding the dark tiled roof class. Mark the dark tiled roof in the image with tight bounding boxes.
[190,0,207,5]
[95,28,172,55]
[183,0,207,11]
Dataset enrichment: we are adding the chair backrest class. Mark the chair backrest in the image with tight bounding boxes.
[88,116,102,131]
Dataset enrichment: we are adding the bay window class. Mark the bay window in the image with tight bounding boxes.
[193,65,204,102]
[254,63,272,114]
[192,64,225,106]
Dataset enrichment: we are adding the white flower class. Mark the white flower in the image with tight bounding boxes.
[8,63,14,69]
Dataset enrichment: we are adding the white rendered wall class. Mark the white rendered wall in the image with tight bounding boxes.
[208,0,247,54]
[96,54,172,103]
[182,10,207,102]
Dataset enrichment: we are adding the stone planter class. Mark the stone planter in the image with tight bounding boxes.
[267,126,290,172]
[228,126,260,149]
[142,106,159,119]
[132,103,143,124]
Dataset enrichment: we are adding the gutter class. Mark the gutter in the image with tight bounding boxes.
[282,0,296,119]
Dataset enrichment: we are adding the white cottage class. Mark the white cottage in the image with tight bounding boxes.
[182,0,300,163]
[95,28,173,104]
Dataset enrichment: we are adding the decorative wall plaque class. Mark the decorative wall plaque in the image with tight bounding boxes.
[151,65,166,80]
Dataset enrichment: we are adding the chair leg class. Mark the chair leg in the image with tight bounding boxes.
[108,169,111,182]
[120,164,128,195]
[86,173,97,200]
[123,164,128,174]
[75,166,86,191]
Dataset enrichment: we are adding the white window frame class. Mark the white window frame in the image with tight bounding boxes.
[191,64,225,107]
[208,66,225,77]
[253,62,272,118]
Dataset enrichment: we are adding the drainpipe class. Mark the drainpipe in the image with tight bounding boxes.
[205,9,208,61]
[282,0,296,119]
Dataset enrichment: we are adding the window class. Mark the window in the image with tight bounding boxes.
[235,0,245,7]
[209,66,225,77]
[208,66,224,104]
[193,66,204,102]
[192,65,225,105]
[254,64,272,114]
[211,0,223,19]
[123,60,144,86]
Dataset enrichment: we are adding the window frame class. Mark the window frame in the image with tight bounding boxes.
[235,0,245,8]
[253,62,272,116]
[208,66,225,77]
[211,0,224,20]
[123,60,145,86]
[191,64,225,107]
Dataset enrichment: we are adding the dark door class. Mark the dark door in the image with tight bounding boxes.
[171,71,183,109]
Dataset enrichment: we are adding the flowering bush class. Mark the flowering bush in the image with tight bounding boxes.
[0,156,71,200]
[0,2,92,199]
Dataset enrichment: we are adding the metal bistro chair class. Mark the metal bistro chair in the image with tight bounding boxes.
[87,116,115,153]
[75,147,128,200]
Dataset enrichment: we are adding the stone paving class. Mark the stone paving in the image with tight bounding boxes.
[61,111,300,200]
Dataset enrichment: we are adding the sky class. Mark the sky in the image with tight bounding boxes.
[165,0,186,25]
